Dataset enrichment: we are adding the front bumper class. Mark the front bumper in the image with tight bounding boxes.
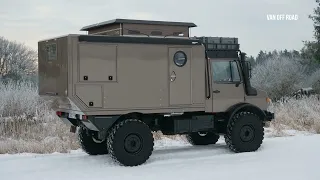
[264,111,275,121]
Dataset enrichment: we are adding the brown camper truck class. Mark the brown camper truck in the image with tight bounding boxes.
[38,19,274,166]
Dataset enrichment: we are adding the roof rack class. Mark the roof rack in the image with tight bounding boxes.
[196,36,240,51]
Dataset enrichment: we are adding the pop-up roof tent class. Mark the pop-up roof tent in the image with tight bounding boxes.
[80,18,197,37]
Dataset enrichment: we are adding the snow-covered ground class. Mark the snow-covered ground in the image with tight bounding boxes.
[1,134,319,180]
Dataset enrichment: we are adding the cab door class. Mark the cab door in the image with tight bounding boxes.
[210,59,245,112]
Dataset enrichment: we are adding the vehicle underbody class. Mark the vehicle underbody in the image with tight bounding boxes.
[56,103,274,166]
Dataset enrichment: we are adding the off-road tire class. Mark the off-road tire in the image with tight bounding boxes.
[186,132,220,145]
[107,119,154,166]
[224,111,264,152]
[78,126,109,155]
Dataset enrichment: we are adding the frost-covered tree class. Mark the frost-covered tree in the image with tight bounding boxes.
[0,36,37,83]
[305,68,320,94]
[251,55,307,100]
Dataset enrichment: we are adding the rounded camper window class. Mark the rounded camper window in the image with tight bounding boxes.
[174,51,187,67]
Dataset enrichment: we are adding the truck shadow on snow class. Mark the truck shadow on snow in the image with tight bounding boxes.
[147,142,232,164]
[67,140,267,167]
[91,142,237,166]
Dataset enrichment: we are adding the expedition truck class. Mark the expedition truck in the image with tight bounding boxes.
[38,34,274,166]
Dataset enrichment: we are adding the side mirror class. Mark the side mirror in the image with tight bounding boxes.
[240,52,251,78]
[245,61,252,79]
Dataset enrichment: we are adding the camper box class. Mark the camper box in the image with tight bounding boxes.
[38,34,207,116]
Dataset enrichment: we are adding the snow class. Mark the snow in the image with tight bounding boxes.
[1,135,320,180]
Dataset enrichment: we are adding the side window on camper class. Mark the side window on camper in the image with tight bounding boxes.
[45,43,57,61]
[211,61,241,83]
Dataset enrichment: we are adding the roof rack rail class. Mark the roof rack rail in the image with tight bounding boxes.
[196,36,240,51]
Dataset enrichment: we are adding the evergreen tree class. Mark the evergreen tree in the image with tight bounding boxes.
[246,55,256,67]
[272,50,278,57]
[292,50,300,58]
[302,0,320,62]
[256,50,266,64]
[309,0,320,42]
[267,52,272,59]
[283,49,290,57]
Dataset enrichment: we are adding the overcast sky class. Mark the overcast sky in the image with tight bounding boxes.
[0,0,316,56]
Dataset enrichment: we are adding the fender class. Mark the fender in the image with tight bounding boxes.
[226,103,266,123]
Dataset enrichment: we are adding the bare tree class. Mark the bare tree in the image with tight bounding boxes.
[0,36,37,82]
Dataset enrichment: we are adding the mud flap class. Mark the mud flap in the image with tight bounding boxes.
[70,125,77,133]
[61,117,74,126]
[264,111,275,121]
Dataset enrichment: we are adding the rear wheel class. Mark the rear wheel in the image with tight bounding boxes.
[186,132,220,145]
[107,119,154,166]
[225,111,264,152]
[78,126,109,155]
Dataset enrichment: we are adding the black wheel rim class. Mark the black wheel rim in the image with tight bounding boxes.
[240,125,255,142]
[124,134,143,154]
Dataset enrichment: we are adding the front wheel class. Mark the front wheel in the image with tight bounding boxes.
[224,111,264,152]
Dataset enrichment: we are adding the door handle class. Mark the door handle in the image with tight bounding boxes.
[213,90,220,93]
